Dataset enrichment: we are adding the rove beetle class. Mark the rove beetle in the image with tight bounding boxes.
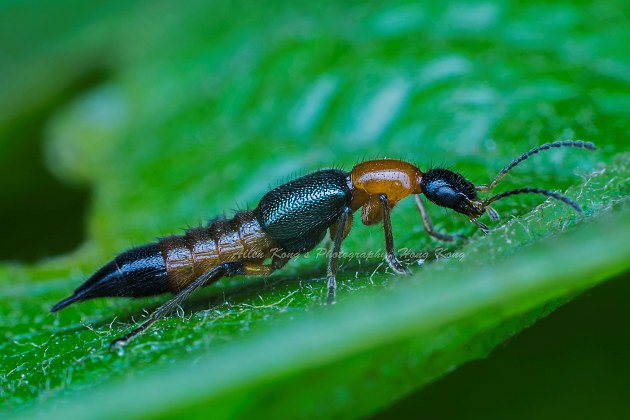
[52,140,595,346]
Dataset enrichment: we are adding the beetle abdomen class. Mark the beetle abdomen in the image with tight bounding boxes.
[51,244,169,312]
[255,169,352,253]
[159,211,276,292]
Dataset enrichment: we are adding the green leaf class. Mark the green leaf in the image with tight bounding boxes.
[12,208,630,420]
[1,0,629,418]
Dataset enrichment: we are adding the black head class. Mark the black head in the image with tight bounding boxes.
[420,169,485,217]
[417,141,595,234]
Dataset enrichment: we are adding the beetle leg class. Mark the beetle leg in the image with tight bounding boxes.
[470,217,490,233]
[111,262,244,347]
[379,194,411,275]
[327,206,352,304]
[414,195,461,242]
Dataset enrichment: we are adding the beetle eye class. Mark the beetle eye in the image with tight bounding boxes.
[434,186,460,209]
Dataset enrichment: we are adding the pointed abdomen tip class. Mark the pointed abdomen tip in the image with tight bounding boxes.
[50,243,169,311]
[51,294,81,312]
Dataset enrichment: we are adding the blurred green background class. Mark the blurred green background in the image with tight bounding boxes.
[1,0,629,418]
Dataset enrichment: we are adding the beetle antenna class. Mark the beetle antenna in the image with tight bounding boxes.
[483,188,583,213]
[476,140,595,192]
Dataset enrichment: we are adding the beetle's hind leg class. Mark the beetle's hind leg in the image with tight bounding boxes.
[111,262,243,347]
[327,206,352,304]
[379,194,411,275]
[110,259,287,347]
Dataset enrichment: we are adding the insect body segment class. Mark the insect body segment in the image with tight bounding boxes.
[52,140,595,345]
[255,169,352,254]
[160,211,278,292]
[51,211,281,313]
[351,159,423,226]
[50,244,170,312]
[421,169,482,217]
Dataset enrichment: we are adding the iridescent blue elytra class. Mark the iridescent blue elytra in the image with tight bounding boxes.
[255,169,352,253]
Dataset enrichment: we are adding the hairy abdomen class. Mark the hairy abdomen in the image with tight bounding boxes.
[160,210,277,292]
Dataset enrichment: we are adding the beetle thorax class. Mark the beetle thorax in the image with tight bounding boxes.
[349,159,423,209]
